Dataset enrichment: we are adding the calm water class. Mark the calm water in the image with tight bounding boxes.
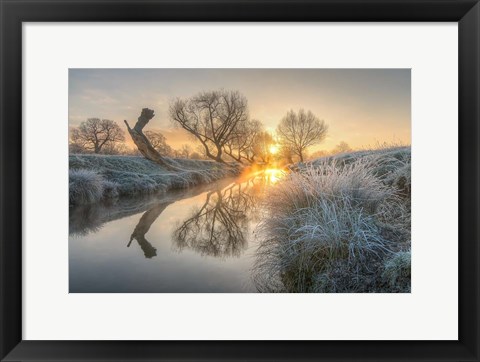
[69,170,283,293]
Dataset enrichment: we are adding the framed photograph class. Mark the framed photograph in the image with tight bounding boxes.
[1,0,479,361]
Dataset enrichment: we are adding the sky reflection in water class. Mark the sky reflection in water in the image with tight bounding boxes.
[69,169,285,293]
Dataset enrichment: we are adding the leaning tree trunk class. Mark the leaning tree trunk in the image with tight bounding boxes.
[124,108,180,171]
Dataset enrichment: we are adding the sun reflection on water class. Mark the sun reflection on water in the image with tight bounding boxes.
[263,168,285,184]
[237,165,287,186]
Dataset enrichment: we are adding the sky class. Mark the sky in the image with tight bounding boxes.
[69,68,411,151]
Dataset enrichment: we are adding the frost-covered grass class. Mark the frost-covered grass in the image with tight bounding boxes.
[69,154,240,205]
[69,177,236,237]
[69,169,106,205]
[382,251,411,292]
[253,146,411,293]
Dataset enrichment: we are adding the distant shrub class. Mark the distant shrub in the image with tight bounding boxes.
[382,250,411,292]
[102,180,120,199]
[69,169,105,205]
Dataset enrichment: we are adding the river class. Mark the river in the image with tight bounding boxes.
[69,169,284,293]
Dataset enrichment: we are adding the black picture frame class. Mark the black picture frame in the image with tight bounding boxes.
[1,0,479,361]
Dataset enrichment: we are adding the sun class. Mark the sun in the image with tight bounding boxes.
[269,144,279,155]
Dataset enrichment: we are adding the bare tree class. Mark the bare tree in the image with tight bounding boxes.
[276,109,328,162]
[278,144,295,164]
[69,126,86,154]
[102,142,129,155]
[71,118,125,154]
[169,89,249,163]
[309,149,329,160]
[144,130,173,157]
[223,119,263,163]
[332,141,352,155]
[69,140,86,154]
[195,145,209,160]
[180,144,192,159]
[252,131,274,163]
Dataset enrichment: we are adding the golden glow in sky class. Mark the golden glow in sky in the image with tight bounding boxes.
[269,145,279,155]
[69,69,411,151]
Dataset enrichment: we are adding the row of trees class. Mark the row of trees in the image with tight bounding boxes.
[169,89,328,163]
[70,89,330,164]
[69,120,205,159]
[143,131,206,159]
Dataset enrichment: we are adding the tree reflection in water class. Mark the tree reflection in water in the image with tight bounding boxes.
[127,202,172,258]
[127,168,285,259]
[172,170,282,258]
[173,185,247,258]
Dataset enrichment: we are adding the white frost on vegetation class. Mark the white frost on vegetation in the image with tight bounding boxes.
[69,155,239,205]
[253,147,411,293]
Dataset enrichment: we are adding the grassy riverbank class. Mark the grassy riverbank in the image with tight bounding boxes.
[69,154,241,205]
[254,146,411,293]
